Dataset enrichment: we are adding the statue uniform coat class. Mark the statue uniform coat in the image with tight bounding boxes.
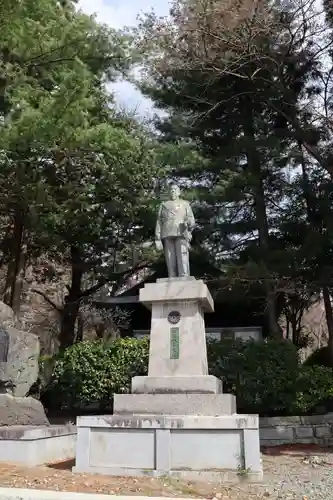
[155,199,195,277]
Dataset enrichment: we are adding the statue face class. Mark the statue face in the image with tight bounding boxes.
[170,185,180,200]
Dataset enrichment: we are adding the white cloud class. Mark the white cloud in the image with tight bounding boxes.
[78,0,169,114]
[78,0,169,29]
[110,79,156,118]
[78,0,169,117]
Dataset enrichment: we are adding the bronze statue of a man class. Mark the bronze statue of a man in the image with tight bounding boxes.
[155,184,195,278]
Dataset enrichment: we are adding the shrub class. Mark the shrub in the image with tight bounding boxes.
[303,347,333,368]
[293,365,333,415]
[42,336,333,417]
[42,337,149,411]
[207,339,300,416]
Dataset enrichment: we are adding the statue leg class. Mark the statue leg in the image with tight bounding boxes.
[175,238,190,277]
[164,238,178,277]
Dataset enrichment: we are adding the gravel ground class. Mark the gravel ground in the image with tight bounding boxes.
[244,452,333,499]
[0,451,333,499]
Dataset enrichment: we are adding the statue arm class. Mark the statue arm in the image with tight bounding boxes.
[155,204,162,241]
[155,205,164,251]
[186,203,195,231]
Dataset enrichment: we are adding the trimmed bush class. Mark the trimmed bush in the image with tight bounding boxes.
[42,337,149,411]
[41,336,333,416]
[293,365,333,415]
[207,339,300,416]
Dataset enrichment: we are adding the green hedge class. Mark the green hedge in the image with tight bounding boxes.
[40,337,333,416]
[293,365,333,414]
[207,338,300,416]
[41,337,149,411]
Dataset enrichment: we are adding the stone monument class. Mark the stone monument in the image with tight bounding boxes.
[0,301,76,467]
[74,185,262,481]
[0,303,49,426]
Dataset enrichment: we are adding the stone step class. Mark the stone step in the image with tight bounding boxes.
[113,393,236,416]
[131,375,223,394]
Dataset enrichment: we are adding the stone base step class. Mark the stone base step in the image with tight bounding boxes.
[113,393,236,416]
[73,413,262,481]
[131,375,222,394]
[0,425,76,466]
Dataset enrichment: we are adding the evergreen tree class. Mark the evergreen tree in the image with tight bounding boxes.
[0,0,161,346]
[135,0,322,335]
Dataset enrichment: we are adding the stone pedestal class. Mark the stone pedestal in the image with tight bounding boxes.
[140,277,214,378]
[73,414,261,481]
[74,278,262,481]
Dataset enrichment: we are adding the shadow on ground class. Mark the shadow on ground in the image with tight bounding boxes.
[47,459,75,470]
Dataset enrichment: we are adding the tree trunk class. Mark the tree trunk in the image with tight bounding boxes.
[242,99,281,338]
[59,246,83,349]
[3,209,26,313]
[323,286,333,366]
[76,312,84,343]
[299,144,333,357]
[299,142,317,220]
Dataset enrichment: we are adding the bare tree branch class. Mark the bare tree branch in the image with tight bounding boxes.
[31,288,62,313]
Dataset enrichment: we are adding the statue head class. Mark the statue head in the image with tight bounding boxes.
[169,184,180,201]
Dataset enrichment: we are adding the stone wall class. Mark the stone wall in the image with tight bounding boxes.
[260,414,333,446]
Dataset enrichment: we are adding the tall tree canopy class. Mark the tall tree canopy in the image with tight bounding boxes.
[132,0,333,342]
[0,0,164,347]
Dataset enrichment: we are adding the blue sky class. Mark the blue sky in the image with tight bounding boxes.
[78,0,170,116]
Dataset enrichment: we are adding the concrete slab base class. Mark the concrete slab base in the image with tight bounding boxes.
[0,425,77,466]
[73,414,262,482]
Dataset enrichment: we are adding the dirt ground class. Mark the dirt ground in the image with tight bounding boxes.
[0,446,332,499]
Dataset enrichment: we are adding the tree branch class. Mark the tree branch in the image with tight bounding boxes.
[79,261,152,300]
[31,288,62,313]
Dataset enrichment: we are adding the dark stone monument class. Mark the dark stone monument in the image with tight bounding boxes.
[0,305,49,426]
[0,327,9,362]
[0,327,13,394]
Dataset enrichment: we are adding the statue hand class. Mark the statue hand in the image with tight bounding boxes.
[155,240,163,251]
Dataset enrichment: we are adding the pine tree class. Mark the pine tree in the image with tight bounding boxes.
[0,0,160,346]
[135,0,322,335]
